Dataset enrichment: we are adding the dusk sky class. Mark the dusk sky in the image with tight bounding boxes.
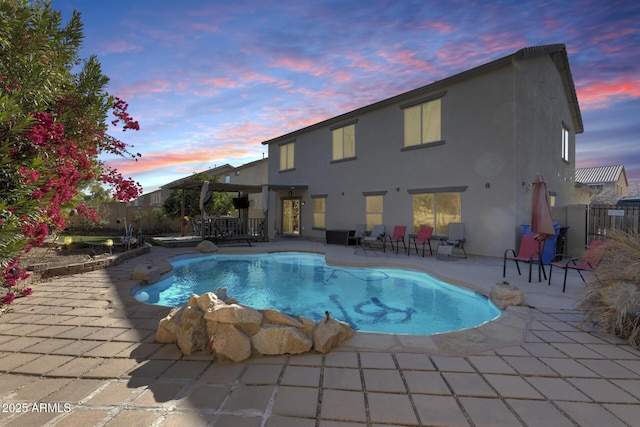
[53,0,640,194]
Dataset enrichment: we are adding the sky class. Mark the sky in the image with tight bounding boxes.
[52,0,640,195]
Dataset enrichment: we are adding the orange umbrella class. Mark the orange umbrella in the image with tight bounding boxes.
[530,174,555,242]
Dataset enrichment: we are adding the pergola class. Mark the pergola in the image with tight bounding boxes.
[162,179,265,236]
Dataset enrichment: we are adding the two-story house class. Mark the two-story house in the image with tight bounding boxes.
[262,44,583,257]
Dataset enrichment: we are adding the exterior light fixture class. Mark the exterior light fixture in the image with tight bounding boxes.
[105,239,114,255]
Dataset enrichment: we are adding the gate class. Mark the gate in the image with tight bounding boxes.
[588,204,640,240]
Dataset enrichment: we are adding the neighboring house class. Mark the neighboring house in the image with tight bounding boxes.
[575,165,628,204]
[262,44,583,258]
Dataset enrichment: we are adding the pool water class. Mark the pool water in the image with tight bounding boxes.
[132,252,500,335]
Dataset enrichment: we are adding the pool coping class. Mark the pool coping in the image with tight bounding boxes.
[133,244,533,357]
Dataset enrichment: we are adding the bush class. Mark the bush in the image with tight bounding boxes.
[579,230,640,347]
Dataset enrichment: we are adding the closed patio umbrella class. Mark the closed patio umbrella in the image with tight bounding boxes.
[530,174,555,240]
[529,174,555,281]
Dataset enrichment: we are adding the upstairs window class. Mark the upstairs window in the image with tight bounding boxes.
[279,141,295,171]
[561,125,569,162]
[332,123,356,161]
[404,98,441,147]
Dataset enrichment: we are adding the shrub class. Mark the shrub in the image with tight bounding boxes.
[579,230,640,347]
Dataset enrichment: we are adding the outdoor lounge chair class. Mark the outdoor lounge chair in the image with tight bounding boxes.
[548,240,607,292]
[362,225,386,251]
[386,225,407,254]
[437,222,467,258]
[409,226,433,256]
[503,234,546,282]
[346,224,366,246]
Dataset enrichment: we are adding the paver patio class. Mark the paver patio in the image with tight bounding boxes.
[1,239,639,426]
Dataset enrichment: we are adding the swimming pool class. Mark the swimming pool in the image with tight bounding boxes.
[132,252,500,335]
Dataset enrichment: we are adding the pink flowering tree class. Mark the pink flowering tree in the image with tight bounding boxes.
[1,0,142,304]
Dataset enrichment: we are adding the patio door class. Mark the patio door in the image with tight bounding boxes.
[282,199,300,235]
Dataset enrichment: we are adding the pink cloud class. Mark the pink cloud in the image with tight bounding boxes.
[99,40,142,54]
[114,79,174,100]
[188,22,219,33]
[577,76,640,110]
[105,146,256,176]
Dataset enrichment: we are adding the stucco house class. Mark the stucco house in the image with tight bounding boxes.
[262,44,583,257]
[575,165,628,204]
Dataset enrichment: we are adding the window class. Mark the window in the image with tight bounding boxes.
[332,124,356,161]
[561,125,569,162]
[312,196,326,229]
[404,98,441,147]
[412,192,461,235]
[224,175,230,183]
[279,142,295,171]
[365,195,383,230]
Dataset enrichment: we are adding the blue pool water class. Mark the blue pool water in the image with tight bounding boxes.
[132,252,500,335]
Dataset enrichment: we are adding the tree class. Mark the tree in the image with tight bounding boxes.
[162,173,234,220]
[1,0,142,304]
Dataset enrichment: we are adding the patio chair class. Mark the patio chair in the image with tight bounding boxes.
[409,226,433,256]
[362,225,386,252]
[503,234,546,282]
[437,222,467,258]
[386,225,407,254]
[548,240,607,292]
[346,224,366,246]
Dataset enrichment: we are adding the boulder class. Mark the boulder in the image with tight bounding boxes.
[177,306,208,355]
[313,316,354,353]
[211,324,252,362]
[204,303,263,326]
[251,325,313,355]
[260,309,304,328]
[297,316,317,339]
[155,306,185,343]
[132,263,162,285]
[196,240,218,253]
[196,292,223,312]
[490,282,524,310]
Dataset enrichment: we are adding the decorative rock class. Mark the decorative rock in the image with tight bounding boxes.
[177,306,208,355]
[260,309,304,328]
[204,303,263,326]
[211,323,252,362]
[196,240,218,253]
[132,263,161,285]
[196,292,223,312]
[155,306,184,343]
[297,316,317,339]
[215,288,228,300]
[251,325,312,355]
[490,282,524,310]
[313,316,354,353]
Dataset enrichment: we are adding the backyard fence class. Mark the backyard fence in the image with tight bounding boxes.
[588,204,640,240]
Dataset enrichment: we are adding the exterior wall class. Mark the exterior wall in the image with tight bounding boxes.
[511,54,578,246]
[229,158,268,219]
[266,50,578,258]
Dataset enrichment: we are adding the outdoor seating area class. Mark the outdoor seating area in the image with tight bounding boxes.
[503,234,547,283]
[343,223,466,260]
[548,239,608,292]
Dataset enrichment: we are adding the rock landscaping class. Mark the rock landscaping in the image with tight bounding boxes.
[155,289,354,362]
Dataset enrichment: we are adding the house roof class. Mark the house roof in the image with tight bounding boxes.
[575,165,628,186]
[161,179,263,194]
[262,44,583,145]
